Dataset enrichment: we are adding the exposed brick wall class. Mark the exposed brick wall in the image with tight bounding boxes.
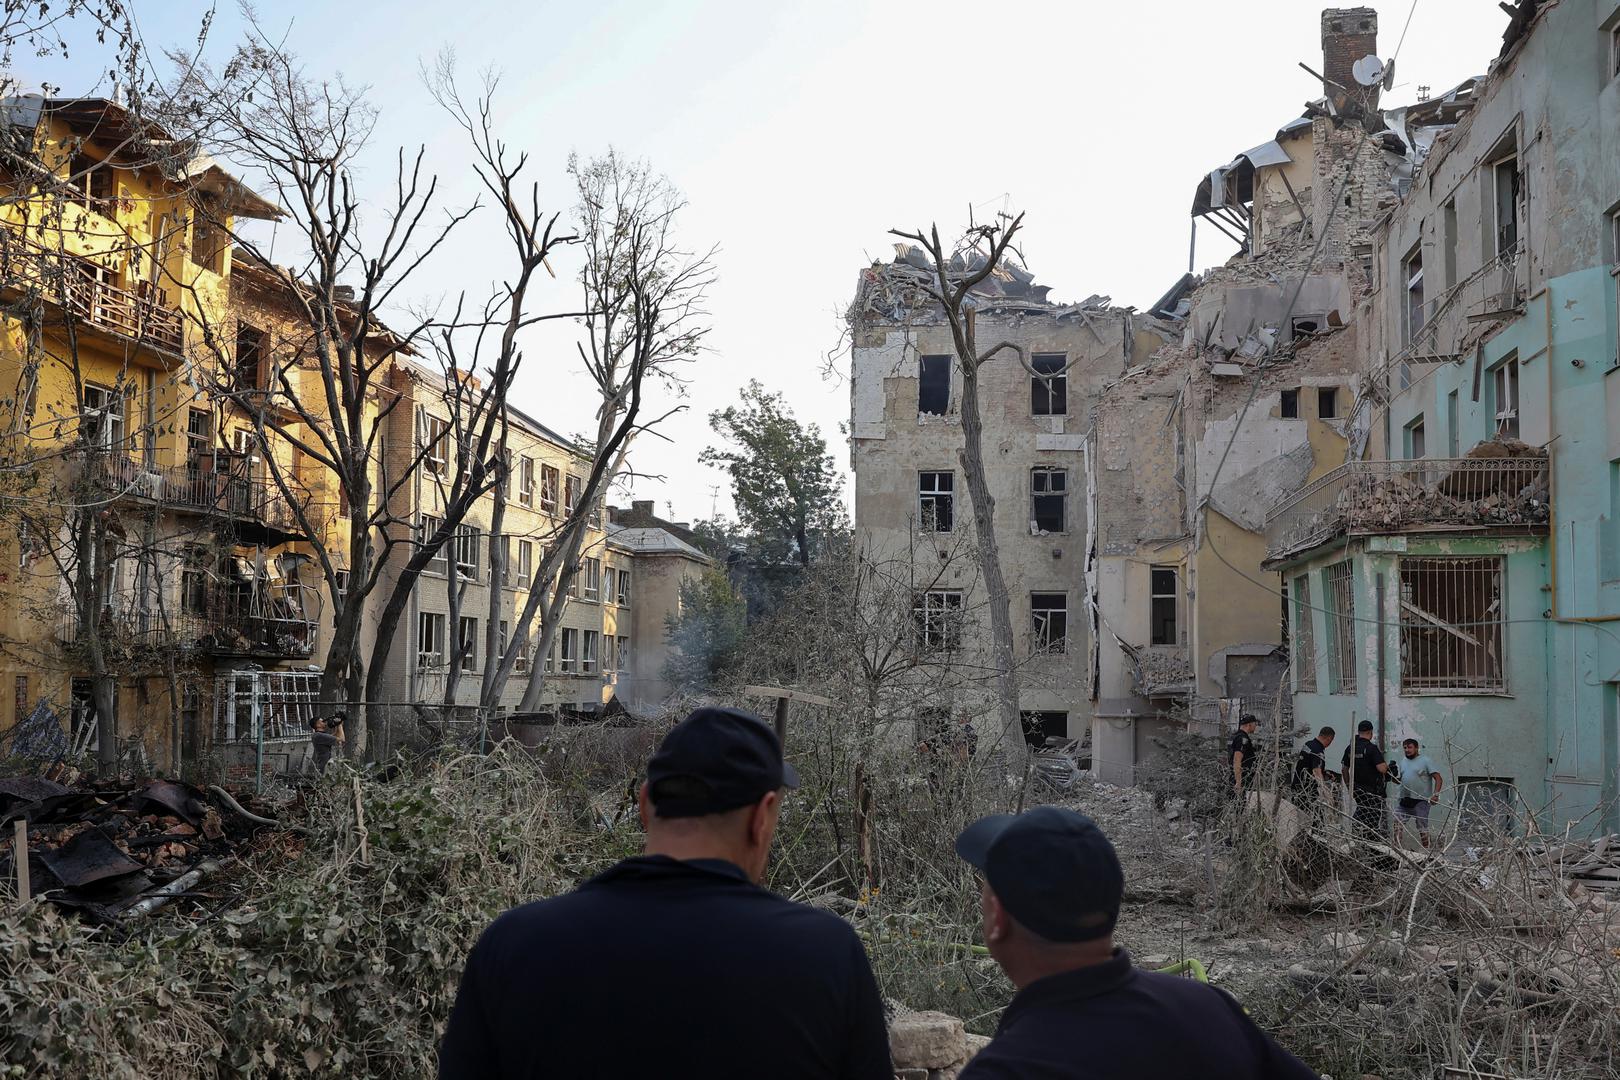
[1321,8,1379,103]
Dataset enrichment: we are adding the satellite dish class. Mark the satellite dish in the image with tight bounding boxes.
[1381,58,1398,91]
[1352,55,1385,87]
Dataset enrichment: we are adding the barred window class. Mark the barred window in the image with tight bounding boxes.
[1324,561,1357,695]
[1399,557,1505,693]
[1292,574,1317,692]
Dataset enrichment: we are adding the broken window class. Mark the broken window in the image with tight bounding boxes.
[81,382,126,449]
[919,471,954,533]
[1611,23,1620,80]
[453,524,480,578]
[564,474,581,515]
[1324,561,1357,694]
[1031,592,1067,654]
[913,590,964,652]
[560,628,579,673]
[1490,354,1520,438]
[515,540,534,592]
[1399,557,1505,693]
[457,616,478,672]
[1292,574,1317,692]
[1149,567,1178,646]
[1317,387,1339,420]
[1020,711,1068,748]
[583,630,599,674]
[185,408,212,468]
[1405,416,1427,460]
[1279,389,1299,419]
[422,515,447,575]
[1031,353,1068,416]
[1030,467,1067,534]
[541,465,559,513]
[583,557,602,601]
[181,545,210,616]
[191,213,226,274]
[604,567,616,605]
[71,152,113,208]
[520,456,536,506]
[1442,198,1459,287]
[1492,153,1520,257]
[235,323,266,393]
[417,409,449,476]
[617,568,631,606]
[418,611,445,669]
[1403,244,1425,343]
[617,635,630,671]
[1458,388,1470,456]
[918,355,950,416]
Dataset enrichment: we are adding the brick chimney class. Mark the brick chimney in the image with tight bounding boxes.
[632,500,655,515]
[1321,8,1379,109]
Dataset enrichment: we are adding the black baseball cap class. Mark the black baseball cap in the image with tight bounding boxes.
[646,707,800,818]
[955,806,1124,942]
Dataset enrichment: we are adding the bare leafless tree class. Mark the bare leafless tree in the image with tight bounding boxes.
[887,214,1027,750]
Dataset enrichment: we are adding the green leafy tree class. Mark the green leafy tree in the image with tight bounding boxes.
[699,380,848,567]
[663,567,747,692]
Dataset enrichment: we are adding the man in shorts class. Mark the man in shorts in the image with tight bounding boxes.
[1392,738,1443,849]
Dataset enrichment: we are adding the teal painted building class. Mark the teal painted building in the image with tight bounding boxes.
[1269,0,1620,836]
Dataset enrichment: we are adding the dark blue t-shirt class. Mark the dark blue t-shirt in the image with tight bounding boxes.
[438,855,892,1080]
[961,950,1318,1079]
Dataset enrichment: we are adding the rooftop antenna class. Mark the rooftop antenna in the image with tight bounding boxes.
[708,484,720,520]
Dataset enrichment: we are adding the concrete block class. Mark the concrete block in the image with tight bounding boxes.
[888,1011,967,1070]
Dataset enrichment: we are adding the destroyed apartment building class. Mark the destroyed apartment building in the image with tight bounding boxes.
[845,3,1620,831]
[1269,0,1620,836]
[847,247,1174,751]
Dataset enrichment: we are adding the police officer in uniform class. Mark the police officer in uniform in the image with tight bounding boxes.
[1340,719,1390,840]
[439,707,892,1079]
[954,806,1318,1079]
[1228,714,1260,802]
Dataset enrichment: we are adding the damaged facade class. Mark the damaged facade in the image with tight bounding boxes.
[1270,0,1620,835]
[848,250,1165,749]
[0,96,701,774]
[846,3,1620,831]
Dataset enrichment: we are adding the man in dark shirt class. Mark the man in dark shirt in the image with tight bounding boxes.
[1341,719,1389,840]
[309,715,342,773]
[1290,726,1336,825]
[1228,714,1260,802]
[438,706,892,1080]
[955,806,1317,1079]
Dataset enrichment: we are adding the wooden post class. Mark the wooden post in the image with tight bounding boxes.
[12,818,29,905]
[742,686,833,753]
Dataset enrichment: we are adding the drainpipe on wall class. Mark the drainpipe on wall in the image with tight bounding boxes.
[1375,572,1387,753]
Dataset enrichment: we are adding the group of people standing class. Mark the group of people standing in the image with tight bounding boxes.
[1229,716,1444,847]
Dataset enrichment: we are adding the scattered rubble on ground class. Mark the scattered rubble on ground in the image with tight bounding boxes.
[0,772,295,923]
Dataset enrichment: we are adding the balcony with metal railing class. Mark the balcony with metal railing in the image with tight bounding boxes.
[1264,452,1550,562]
[89,453,328,538]
[59,590,317,660]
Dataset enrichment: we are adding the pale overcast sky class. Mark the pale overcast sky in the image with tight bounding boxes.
[16,1,1509,523]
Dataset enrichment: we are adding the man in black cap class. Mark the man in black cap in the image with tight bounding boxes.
[1341,719,1389,840]
[438,706,892,1079]
[1228,714,1260,803]
[955,806,1317,1079]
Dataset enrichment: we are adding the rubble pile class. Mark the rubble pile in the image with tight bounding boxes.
[1125,645,1196,697]
[0,773,292,922]
[887,1007,990,1080]
[1538,833,1620,892]
[1331,452,1549,534]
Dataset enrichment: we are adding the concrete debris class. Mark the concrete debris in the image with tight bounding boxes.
[887,1008,970,1072]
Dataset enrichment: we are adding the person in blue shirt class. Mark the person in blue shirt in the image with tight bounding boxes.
[1391,738,1444,849]
[955,806,1318,1079]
